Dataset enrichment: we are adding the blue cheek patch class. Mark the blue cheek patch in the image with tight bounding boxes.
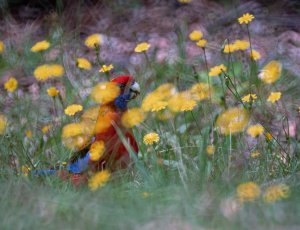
[114,94,130,110]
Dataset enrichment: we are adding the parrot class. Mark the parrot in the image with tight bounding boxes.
[33,75,141,186]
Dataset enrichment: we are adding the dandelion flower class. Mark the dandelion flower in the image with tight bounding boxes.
[62,123,85,138]
[0,114,7,135]
[64,104,83,116]
[189,83,211,101]
[91,82,120,104]
[178,0,192,3]
[209,64,227,77]
[258,60,282,84]
[42,125,51,134]
[81,106,99,123]
[233,40,250,50]
[238,13,255,24]
[25,130,32,139]
[242,93,257,103]
[30,40,50,52]
[90,140,105,161]
[121,108,145,128]
[85,33,101,48]
[237,182,260,202]
[216,107,249,135]
[189,30,203,41]
[267,92,281,103]
[250,151,260,158]
[0,40,5,53]
[206,145,215,156]
[88,170,111,191]
[196,39,207,48]
[62,122,93,150]
[250,49,261,61]
[21,165,31,176]
[265,132,273,141]
[263,184,290,203]
[76,58,92,70]
[99,64,114,73]
[247,124,264,138]
[168,91,197,112]
[4,77,18,93]
[142,83,176,112]
[143,132,160,145]
[134,42,151,53]
[223,43,237,53]
[34,64,64,81]
[149,101,168,112]
[47,87,59,97]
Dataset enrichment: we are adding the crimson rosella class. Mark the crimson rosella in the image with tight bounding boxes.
[33,75,140,186]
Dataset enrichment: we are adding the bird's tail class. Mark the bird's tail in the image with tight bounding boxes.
[31,169,58,176]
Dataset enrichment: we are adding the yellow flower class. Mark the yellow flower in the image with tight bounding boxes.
[90,140,105,161]
[237,182,260,202]
[90,82,120,104]
[76,58,92,70]
[263,184,290,203]
[242,94,257,103]
[34,64,64,81]
[189,83,211,101]
[258,60,282,84]
[267,92,281,103]
[233,40,250,50]
[247,124,264,138]
[30,40,50,52]
[42,125,51,134]
[238,13,255,24]
[148,101,168,112]
[223,43,237,53]
[250,49,261,61]
[141,83,176,112]
[206,145,215,156]
[250,151,260,158]
[178,0,192,3]
[4,77,18,93]
[85,33,101,48]
[121,108,145,128]
[134,42,151,53]
[25,130,33,139]
[64,104,83,116]
[265,132,273,141]
[196,39,207,48]
[21,165,31,176]
[0,40,5,53]
[62,123,85,138]
[88,170,111,191]
[80,106,99,123]
[189,30,203,41]
[142,192,152,198]
[47,87,59,97]
[168,91,197,112]
[0,114,7,135]
[208,64,227,77]
[143,132,160,145]
[216,107,249,135]
[99,64,114,73]
[62,122,93,151]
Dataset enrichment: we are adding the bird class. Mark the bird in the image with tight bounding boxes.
[33,75,141,186]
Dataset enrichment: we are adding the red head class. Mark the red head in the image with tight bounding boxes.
[110,75,135,85]
[110,75,140,99]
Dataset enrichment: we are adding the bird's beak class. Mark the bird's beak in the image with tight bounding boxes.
[129,81,140,99]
